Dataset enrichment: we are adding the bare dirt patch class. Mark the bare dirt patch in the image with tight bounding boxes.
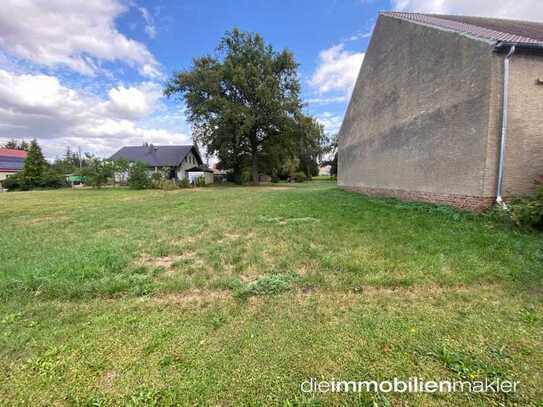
[98,370,118,392]
[137,252,197,275]
[17,213,70,226]
[146,289,231,305]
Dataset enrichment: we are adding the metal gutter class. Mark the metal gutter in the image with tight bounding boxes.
[495,44,516,209]
[495,41,543,51]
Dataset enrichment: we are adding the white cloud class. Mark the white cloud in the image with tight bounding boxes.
[316,112,343,134]
[305,96,348,105]
[392,0,543,22]
[0,0,161,78]
[0,70,189,158]
[139,7,157,39]
[107,82,162,120]
[309,44,365,96]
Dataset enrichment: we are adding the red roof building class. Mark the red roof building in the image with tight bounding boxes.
[0,149,27,179]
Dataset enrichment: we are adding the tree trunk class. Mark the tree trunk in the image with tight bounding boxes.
[251,153,258,184]
[232,162,242,184]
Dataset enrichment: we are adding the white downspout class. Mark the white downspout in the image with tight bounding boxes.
[496,45,515,209]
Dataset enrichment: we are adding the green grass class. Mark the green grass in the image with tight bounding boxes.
[0,182,542,405]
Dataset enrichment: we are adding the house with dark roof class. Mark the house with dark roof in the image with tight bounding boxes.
[0,148,27,184]
[110,144,213,184]
[338,12,543,211]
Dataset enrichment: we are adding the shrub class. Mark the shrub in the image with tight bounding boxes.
[509,185,543,230]
[293,171,306,183]
[3,170,66,191]
[195,176,207,187]
[178,178,191,189]
[34,169,67,189]
[2,174,29,191]
[240,170,252,184]
[128,161,151,190]
[150,172,164,189]
[158,179,178,191]
[80,159,113,188]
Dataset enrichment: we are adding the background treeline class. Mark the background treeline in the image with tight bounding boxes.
[1,139,207,191]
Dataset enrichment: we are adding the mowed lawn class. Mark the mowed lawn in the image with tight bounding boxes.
[1,181,542,405]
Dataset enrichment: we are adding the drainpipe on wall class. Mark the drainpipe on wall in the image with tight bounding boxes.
[496,45,516,209]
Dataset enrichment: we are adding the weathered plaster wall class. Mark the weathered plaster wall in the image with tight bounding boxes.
[338,15,496,200]
[503,52,543,196]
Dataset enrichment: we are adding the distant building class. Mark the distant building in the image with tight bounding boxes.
[110,144,213,184]
[0,148,27,182]
[319,165,331,176]
[186,165,214,184]
[339,12,543,210]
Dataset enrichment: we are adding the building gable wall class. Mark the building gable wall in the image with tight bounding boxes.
[338,15,495,200]
[177,151,198,179]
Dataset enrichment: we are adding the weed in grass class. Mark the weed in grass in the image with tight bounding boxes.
[519,306,539,324]
[233,272,301,300]
[210,313,227,330]
[426,346,505,381]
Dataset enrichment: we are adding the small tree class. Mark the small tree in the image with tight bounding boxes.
[113,158,130,186]
[80,157,113,188]
[128,161,151,190]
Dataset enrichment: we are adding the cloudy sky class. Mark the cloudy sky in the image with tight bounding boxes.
[0,0,541,159]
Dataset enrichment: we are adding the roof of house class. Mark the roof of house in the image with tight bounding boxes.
[0,148,28,158]
[186,165,213,173]
[110,145,201,167]
[0,149,27,172]
[382,12,543,47]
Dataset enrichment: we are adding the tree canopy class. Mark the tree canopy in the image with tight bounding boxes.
[165,28,325,183]
[23,139,48,179]
[2,139,29,151]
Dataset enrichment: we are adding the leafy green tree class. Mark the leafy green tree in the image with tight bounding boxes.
[322,134,338,177]
[80,157,113,188]
[294,115,326,178]
[22,139,48,179]
[165,28,302,183]
[128,161,151,190]
[52,146,77,174]
[113,158,129,185]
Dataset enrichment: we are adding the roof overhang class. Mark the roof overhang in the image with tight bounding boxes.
[186,166,213,173]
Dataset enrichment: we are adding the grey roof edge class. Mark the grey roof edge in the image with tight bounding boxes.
[380,11,543,49]
[380,12,497,45]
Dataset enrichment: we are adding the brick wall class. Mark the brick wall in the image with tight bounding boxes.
[342,186,496,212]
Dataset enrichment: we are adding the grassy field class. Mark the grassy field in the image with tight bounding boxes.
[1,181,542,405]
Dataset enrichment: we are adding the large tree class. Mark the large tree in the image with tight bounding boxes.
[165,28,302,183]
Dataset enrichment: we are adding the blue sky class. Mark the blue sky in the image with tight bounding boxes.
[0,0,539,159]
